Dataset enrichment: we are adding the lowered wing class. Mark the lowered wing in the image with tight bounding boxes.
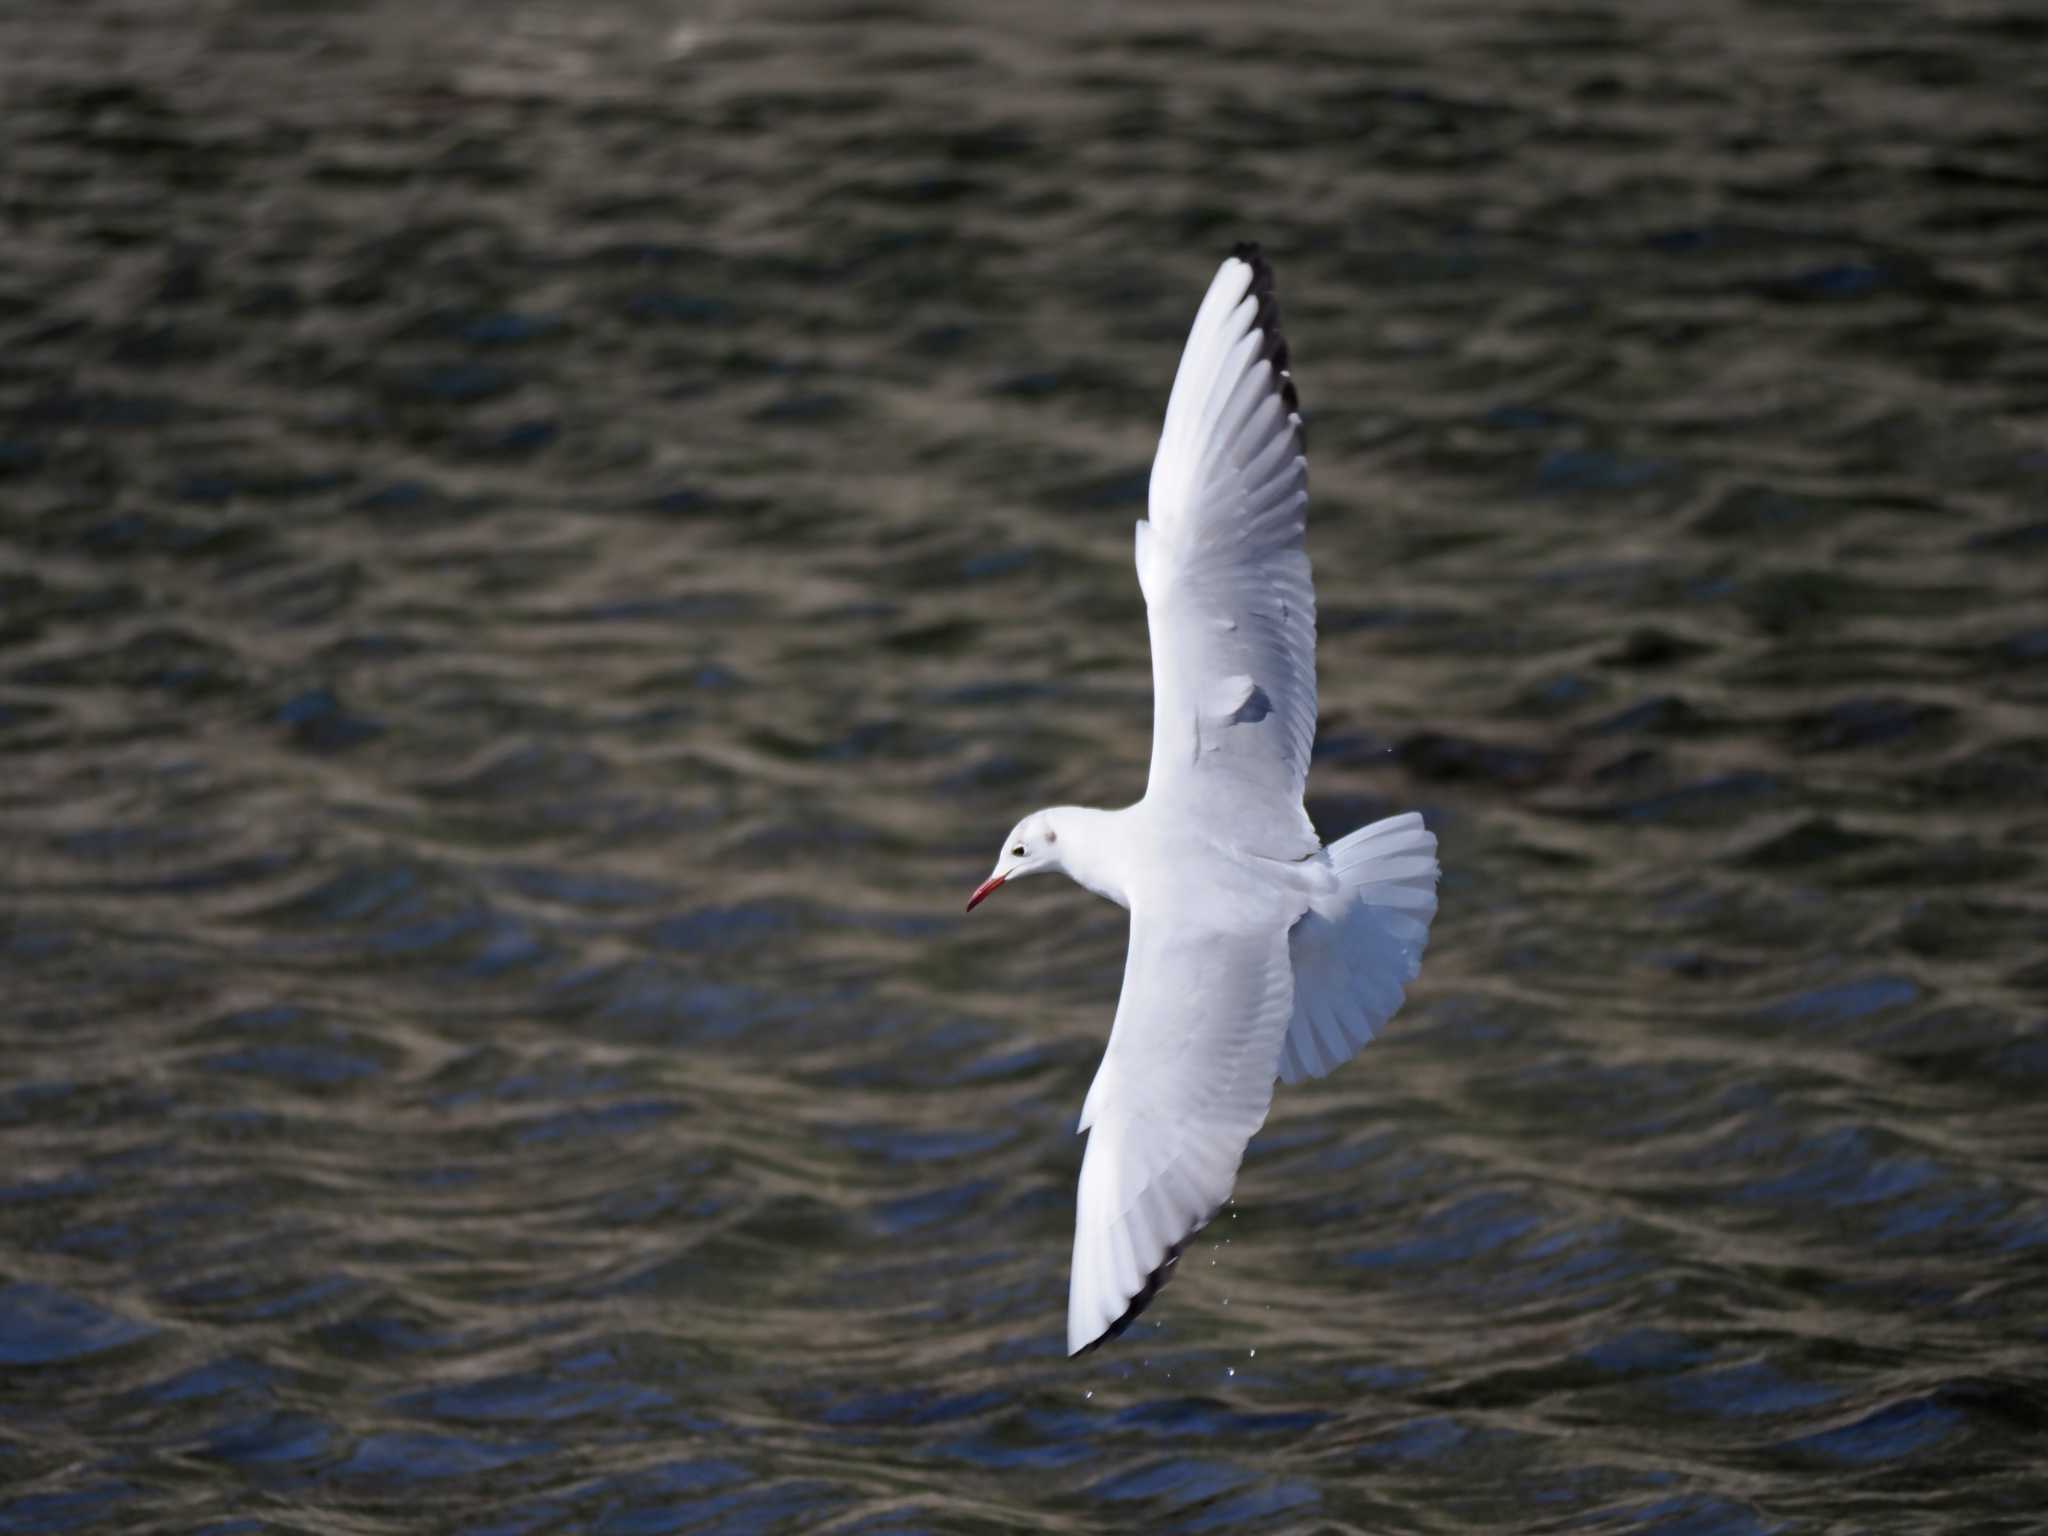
[1067,886,1300,1354]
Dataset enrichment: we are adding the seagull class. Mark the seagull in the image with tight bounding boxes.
[965,245,1440,1356]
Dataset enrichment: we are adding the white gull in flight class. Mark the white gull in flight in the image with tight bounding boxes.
[966,245,1440,1355]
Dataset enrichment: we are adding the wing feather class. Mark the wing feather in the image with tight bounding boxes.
[1068,891,1299,1354]
[1139,246,1317,859]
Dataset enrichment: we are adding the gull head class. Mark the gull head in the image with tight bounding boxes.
[966,812,1062,912]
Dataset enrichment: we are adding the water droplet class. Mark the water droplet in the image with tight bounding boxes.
[1249,1348,1257,1358]
[1227,1366,1236,1377]
[1085,1390,1093,1400]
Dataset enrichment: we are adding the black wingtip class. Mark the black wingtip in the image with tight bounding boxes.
[1227,241,1302,429]
[1073,1243,1184,1357]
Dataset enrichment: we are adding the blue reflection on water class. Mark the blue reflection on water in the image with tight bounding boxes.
[0,1284,155,1366]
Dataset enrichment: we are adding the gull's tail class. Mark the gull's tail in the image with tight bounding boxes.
[1278,813,1439,1083]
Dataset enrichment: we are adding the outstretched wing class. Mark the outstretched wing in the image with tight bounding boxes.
[1068,887,1300,1354]
[1137,245,1317,861]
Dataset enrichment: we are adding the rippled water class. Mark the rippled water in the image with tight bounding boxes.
[3,0,2046,1530]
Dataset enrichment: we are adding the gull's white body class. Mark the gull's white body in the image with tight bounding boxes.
[970,247,1439,1355]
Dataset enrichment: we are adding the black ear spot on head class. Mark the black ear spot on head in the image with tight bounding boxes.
[1045,826,1057,844]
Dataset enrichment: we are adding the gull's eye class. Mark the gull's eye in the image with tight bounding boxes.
[1011,844,1026,857]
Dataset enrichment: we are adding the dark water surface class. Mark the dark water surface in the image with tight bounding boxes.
[3,0,2046,1530]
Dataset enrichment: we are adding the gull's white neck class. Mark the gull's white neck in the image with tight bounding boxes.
[1045,805,1136,910]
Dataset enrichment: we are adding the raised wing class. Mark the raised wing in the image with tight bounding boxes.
[1138,245,1317,861]
[1067,887,1300,1354]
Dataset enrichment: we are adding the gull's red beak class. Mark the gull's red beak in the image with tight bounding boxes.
[965,874,1005,913]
